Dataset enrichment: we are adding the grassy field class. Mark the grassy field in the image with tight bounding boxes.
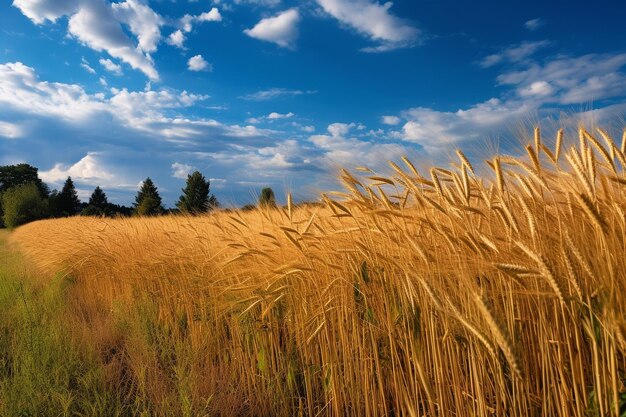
[3,127,626,416]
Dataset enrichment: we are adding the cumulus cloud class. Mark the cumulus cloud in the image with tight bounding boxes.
[171,162,196,179]
[244,8,300,49]
[316,0,419,52]
[179,8,222,32]
[110,0,163,53]
[12,0,188,80]
[99,58,122,75]
[309,123,407,169]
[480,40,552,68]
[241,87,315,101]
[166,30,186,48]
[12,0,80,24]
[396,98,533,152]
[389,52,626,152]
[267,111,294,119]
[40,152,114,184]
[381,115,401,125]
[187,55,212,72]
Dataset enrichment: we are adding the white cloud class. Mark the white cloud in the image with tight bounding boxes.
[497,53,626,104]
[327,122,355,137]
[396,98,533,151]
[381,115,401,125]
[198,8,222,22]
[480,40,551,68]
[518,80,554,98]
[244,8,300,49]
[166,29,186,48]
[11,0,80,24]
[214,0,281,6]
[0,61,327,202]
[525,18,545,31]
[80,57,96,74]
[99,77,108,86]
[179,8,222,33]
[267,111,294,119]
[171,162,196,179]
[40,152,114,184]
[241,87,315,101]
[68,1,159,80]
[14,0,160,80]
[310,123,406,169]
[111,0,163,53]
[316,0,419,51]
[0,121,23,139]
[99,58,122,75]
[187,55,212,72]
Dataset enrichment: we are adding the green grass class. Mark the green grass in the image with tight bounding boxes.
[0,230,129,416]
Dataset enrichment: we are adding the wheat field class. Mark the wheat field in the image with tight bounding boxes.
[8,127,626,416]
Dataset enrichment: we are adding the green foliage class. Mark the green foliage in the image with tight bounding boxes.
[0,233,129,416]
[176,171,218,214]
[0,164,49,228]
[81,186,109,217]
[0,164,48,196]
[1,183,49,229]
[259,187,276,208]
[89,186,108,208]
[134,178,164,216]
[53,177,81,217]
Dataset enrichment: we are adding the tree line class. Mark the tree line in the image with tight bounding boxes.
[0,164,276,229]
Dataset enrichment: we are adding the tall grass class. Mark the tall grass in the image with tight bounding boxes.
[8,126,626,416]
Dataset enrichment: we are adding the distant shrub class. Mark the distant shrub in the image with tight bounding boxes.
[1,183,49,228]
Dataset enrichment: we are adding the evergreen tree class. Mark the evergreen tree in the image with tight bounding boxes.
[259,187,276,208]
[82,186,109,216]
[176,171,218,214]
[56,177,81,216]
[89,186,108,208]
[134,178,164,216]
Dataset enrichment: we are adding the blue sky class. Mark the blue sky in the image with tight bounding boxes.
[1,0,625,206]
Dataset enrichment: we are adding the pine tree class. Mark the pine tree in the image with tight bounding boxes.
[176,171,218,214]
[89,186,108,208]
[259,187,276,208]
[82,186,109,216]
[56,177,81,216]
[134,178,164,216]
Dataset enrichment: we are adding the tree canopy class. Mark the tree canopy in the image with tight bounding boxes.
[176,171,218,214]
[0,164,48,196]
[82,186,110,217]
[53,177,81,217]
[134,178,164,216]
[0,163,49,227]
[1,183,49,228]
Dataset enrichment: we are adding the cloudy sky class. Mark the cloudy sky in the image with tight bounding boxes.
[1,0,625,206]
